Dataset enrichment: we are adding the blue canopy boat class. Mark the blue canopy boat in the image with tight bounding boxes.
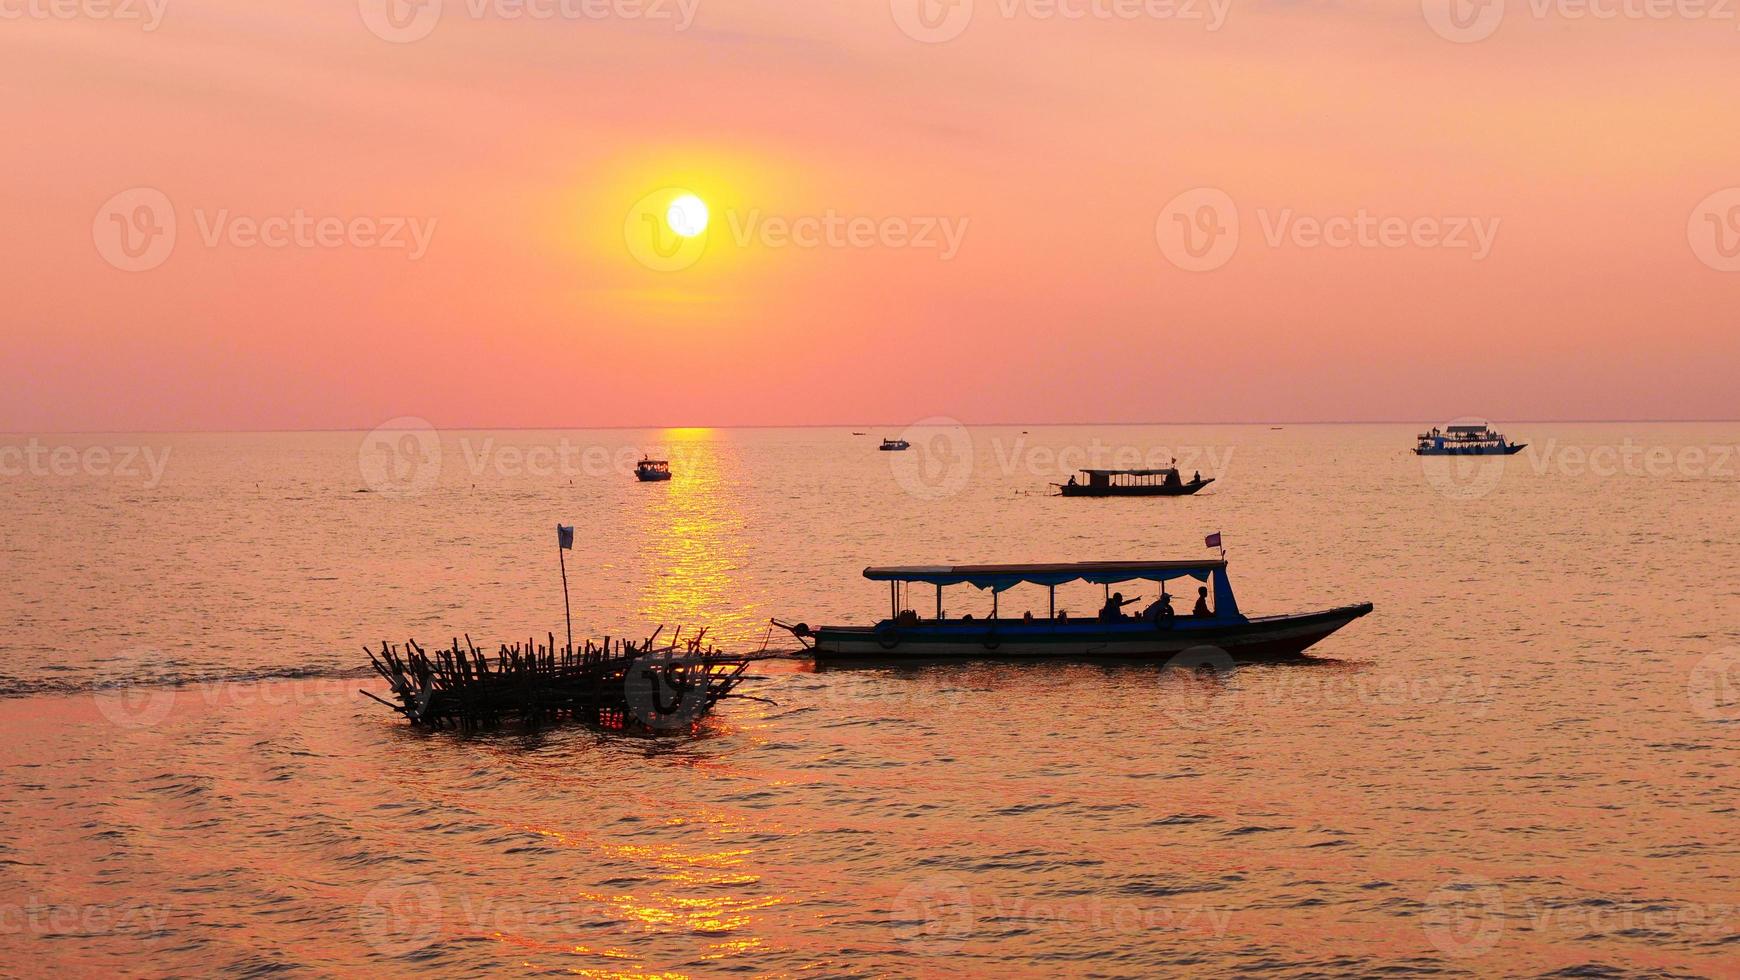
[775,559,1371,662]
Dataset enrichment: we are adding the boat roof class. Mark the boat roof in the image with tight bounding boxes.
[638,458,669,465]
[1079,467,1178,476]
[1446,425,1492,433]
[864,560,1225,590]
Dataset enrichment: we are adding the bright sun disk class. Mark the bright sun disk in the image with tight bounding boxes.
[667,194,709,238]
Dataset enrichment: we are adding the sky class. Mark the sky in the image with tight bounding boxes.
[2,0,1737,431]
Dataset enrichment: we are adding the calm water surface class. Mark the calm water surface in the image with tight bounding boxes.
[2,423,1739,976]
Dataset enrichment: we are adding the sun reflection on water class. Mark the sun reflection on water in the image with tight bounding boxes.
[634,428,757,646]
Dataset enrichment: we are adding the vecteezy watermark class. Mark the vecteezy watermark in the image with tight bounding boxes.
[1424,0,1740,42]
[0,0,168,30]
[1163,658,1502,732]
[1422,877,1506,957]
[358,878,445,955]
[1420,425,1740,500]
[1689,188,1740,273]
[93,188,437,272]
[623,187,969,272]
[356,425,738,496]
[885,423,1236,500]
[891,875,1234,954]
[358,0,700,43]
[726,210,969,259]
[887,417,975,500]
[1156,188,1500,271]
[890,0,1232,43]
[623,652,711,730]
[358,417,443,496]
[0,439,172,487]
[94,674,356,730]
[0,897,167,937]
[1421,0,1507,42]
[1689,648,1740,722]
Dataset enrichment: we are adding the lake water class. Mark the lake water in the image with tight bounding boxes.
[3,423,1739,975]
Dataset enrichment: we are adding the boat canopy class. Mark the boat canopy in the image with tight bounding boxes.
[1446,425,1490,434]
[864,560,1241,618]
[1078,468,1178,476]
[866,560,1222,590]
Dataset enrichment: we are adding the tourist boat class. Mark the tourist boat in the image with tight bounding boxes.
[774,559,1370,662]
[1414,424,1525,455]
[1055,468,1213,497]
[879,438,910,451]
[634,458,672,481]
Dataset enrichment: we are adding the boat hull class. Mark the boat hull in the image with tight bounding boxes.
[809,603,1371,663]
[1058,478,1213,497]
[1414,444,1525,456]
[635,471,672,481]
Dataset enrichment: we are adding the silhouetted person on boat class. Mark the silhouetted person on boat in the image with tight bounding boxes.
[1100,592,1138,621]
[1193,470,1201,485]
[1193,586,1211,618]
[1144,591,1175,626]
[1067,475,1077,487]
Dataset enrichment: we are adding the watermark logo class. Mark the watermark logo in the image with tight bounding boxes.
[358,0,441,41]
[1418,417,1511,500]
[891,875,976,952]
[358,878,444,956]
[359,417,442,496]
[91,649,176,729]
[1689,188,1740,272]
[1158,645,1237,730]
[93,187,176,272]
[887,416,974,500]
[1689,648,1740,722]
[1422,877,1505,957]
[1158,191,1500,270]
[624,186,709,272]
[623,653,712,730]
[891,0,974,41]
[1156,187,1239,272]
[1422,0,1505,41]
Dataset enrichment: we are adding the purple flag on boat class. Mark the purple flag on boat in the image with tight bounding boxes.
[1204,532,1222,550]
[557,525,574,550]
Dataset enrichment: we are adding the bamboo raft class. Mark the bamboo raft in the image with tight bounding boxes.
[363,626,753,732]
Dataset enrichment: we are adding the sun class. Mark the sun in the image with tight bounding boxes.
[666,194,709,238]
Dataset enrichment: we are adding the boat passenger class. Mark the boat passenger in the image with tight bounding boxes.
[1067,475,1077,487]
[1100,592,1138,621]
[1193,586,1211,618]
[1193,470,1201,485]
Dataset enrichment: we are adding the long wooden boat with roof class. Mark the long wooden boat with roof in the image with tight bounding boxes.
[1056,468,1213,496]
[774,559,1370,661]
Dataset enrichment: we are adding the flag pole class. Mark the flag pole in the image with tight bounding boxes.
[557,525,573,652]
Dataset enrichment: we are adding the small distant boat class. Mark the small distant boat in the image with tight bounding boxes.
[1270,426,1284,430]
[775,559,1371,662]
[1055,467,1212,497]
[1414,424,1524,456]
[879,438,910,451]
[634,458,672,481]
[852,431,867,436]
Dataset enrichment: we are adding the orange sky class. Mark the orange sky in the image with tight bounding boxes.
[2,0,1737,430]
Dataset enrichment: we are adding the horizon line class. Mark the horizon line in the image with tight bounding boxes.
[5,417,1739,436]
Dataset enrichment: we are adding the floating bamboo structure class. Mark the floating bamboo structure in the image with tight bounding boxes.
[363,626,752,733]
